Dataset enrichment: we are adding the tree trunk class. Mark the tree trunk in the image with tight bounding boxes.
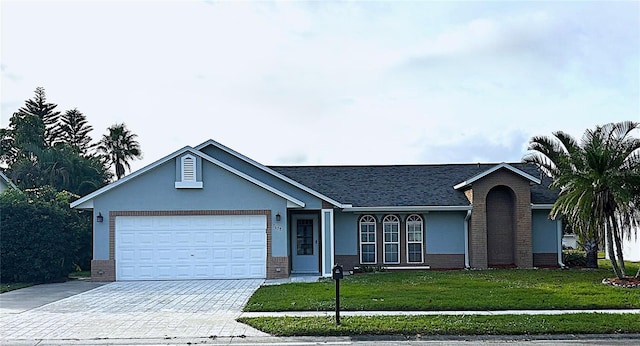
[612,226,626,277]
[636,266,640,278]
[606,228,624,279]
[583,238,599,269]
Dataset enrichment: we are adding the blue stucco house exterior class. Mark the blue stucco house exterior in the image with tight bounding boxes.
[71,139,562,281]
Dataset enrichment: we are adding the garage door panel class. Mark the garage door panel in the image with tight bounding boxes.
[248,248,265,260]
[156,265,173,278]
[156,249,173,262]
[138,249,154,262]
[116,215,266,280]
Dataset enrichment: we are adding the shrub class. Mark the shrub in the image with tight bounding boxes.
[563,250,587,267]
[0,187,89,283]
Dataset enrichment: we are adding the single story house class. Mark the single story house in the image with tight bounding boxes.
[0,171,17,193]
[71,139,563,282]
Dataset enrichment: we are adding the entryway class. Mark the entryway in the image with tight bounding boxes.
[486,185,516,267]
[290,213,320,274]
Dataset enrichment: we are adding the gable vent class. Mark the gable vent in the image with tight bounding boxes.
[183,156,195,181]
[175,154,203,188]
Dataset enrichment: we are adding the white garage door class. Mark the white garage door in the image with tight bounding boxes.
[115,215,266,281]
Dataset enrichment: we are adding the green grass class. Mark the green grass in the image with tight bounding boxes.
[245,261,640,312]
[238,313,640,336]
[0,282,34,293]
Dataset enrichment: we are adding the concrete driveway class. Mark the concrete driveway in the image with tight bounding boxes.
[0,279,267,341]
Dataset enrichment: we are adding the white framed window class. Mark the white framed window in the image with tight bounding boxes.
[406,214,424,263]
[175,154,203,188]
[383,215,400,264]
[359,215,376,264]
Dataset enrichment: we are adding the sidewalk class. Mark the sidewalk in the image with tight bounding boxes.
[240,309,640,318]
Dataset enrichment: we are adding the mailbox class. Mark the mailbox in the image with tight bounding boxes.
[332,264,344,280]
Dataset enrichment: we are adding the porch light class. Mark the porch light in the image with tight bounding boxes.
[96,212,104,223]
[276,212,281,222]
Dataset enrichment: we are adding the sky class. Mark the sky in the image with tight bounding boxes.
[2,0,639,173]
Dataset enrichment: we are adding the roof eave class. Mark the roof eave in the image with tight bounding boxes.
[342,205,472,213]
[453,163,541,190]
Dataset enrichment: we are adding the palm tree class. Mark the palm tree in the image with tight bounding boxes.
[524,121,640,279]
[97,123,142,180]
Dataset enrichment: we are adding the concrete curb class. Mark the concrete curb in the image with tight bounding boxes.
[240,309,640,318]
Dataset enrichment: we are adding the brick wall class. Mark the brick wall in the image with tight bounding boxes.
[468,169,533,268]
[91,260,115,282]
[425,254,465,269]
[533,253,558,267]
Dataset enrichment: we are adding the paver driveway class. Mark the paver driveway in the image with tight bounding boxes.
[0,280,267,341]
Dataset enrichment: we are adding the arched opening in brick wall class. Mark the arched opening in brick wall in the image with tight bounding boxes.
[486,185,516,267]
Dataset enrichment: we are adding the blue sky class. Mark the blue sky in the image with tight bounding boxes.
[1,1,638,172]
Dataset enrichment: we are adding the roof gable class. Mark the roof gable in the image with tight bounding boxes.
[195,139,346,207]
[453,163,541,190]
[70,146,305,209]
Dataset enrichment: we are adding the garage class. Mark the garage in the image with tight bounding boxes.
[115,215,266,281]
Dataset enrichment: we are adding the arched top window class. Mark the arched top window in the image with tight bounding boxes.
[406,214,422,224]
[359,215,376,264]
[383,215,400,264]
[383,215,400,224]
[406,214,424,263]
[360,215,376,224]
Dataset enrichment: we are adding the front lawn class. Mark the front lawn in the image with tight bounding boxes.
[245,262,640,312]
[0,282,33,294]
[239,313,640,336]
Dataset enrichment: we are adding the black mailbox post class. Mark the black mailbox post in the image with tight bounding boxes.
[332,264,343,325]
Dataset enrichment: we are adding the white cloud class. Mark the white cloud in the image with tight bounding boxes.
[1,1,638,173]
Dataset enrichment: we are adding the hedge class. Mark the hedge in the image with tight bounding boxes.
[0,187,91,283]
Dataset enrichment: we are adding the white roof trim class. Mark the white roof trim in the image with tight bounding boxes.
[0,171,18,190]
[70,146,305,209]
[453,162,541,190]
[196,151,305,207]
[343,205,472,212]
[195,139,346,208]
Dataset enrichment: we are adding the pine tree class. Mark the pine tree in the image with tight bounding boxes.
[58,108,94,155]
[18,87,61,146]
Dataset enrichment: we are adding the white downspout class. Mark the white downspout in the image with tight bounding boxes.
[464,210,471,269]
[557,218,565,268]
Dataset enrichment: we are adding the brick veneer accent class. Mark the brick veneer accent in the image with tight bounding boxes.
[321,200,335,209]
[335,255,360,272]
[97,210,280,282]
[91,259,115,282]
[425,254,465,269]
[267,256,290,279]
[468,169,533,269]
[533,253,558,267]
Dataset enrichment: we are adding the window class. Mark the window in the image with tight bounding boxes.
[359,215,376,264]
[383,215,400,264]
[406,214,424,263]
[175,154,203,188]
[296,219,314,255]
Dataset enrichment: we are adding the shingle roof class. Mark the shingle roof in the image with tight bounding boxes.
[269,163,558,207]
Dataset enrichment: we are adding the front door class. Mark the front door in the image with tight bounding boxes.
[291,214,319,273]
